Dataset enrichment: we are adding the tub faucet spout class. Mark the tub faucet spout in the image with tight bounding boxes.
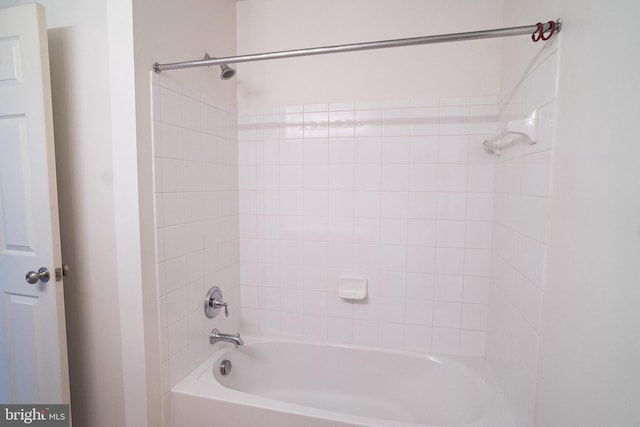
[210,328,244,348]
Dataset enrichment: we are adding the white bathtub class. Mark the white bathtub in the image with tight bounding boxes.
[171,337,513,427]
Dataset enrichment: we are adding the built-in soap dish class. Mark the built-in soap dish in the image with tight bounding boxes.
[338,275,367,300]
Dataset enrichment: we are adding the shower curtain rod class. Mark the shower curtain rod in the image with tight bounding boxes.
[153,19,561,73]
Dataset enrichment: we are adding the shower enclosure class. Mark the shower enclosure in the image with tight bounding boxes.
[149,2,561,426]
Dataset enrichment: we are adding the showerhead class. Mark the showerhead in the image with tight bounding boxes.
[220,63,236,80]
[203,53,236,80]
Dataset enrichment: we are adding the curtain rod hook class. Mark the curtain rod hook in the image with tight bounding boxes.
[532,21,557,42]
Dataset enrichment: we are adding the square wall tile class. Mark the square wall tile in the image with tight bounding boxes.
[235,96,498,354]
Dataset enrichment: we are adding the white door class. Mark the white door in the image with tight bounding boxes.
[0,4,70,404]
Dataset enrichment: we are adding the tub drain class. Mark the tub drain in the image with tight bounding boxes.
[220,359,232,375]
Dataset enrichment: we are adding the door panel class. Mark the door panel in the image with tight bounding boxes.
[0,37,22,85]
[3,293,41,403]
[0,116,35,254]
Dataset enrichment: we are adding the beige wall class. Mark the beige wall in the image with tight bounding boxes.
[236,0,503,107]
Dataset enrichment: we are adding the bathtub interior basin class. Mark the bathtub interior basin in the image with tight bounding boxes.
[183,338,501,427]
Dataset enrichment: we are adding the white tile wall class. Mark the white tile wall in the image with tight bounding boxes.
[238,96,498,356]
[486,38,560,426]
[151,74,239,422]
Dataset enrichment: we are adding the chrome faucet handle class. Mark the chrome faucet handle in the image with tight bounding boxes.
[204,286,229,318]
[211,299,228,317]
